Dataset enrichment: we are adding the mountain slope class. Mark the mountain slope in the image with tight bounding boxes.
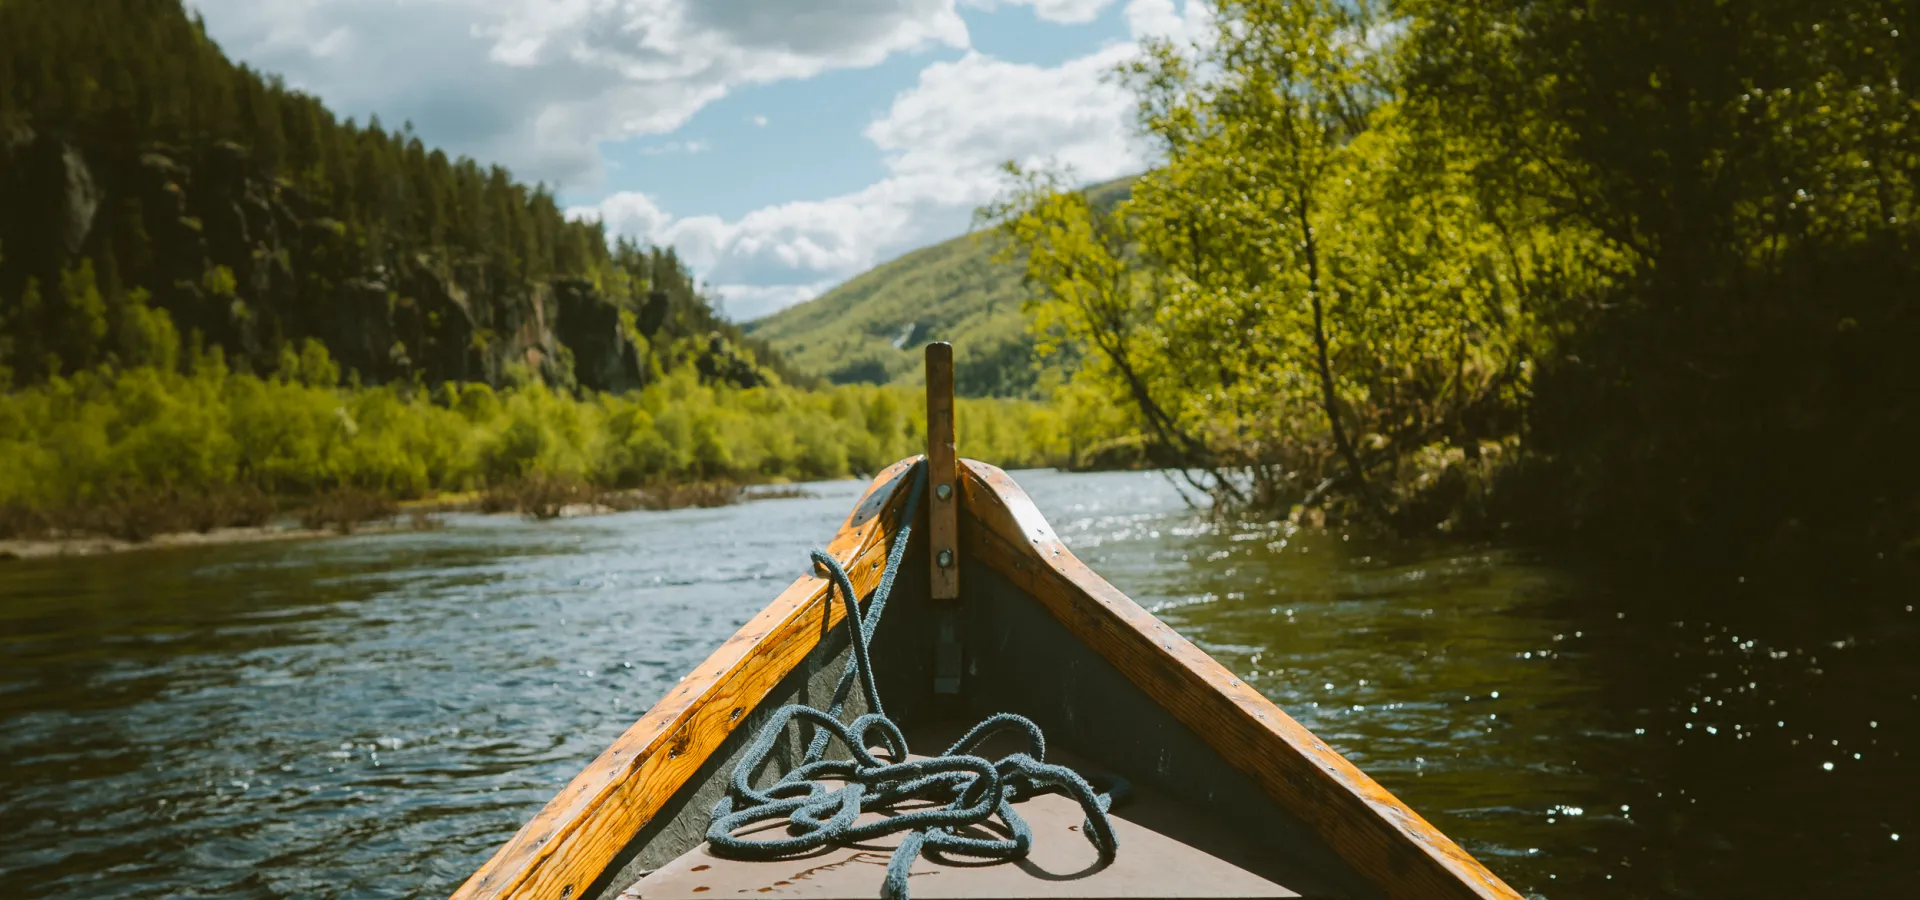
[0,0,792,392]
[746,176,1135,397]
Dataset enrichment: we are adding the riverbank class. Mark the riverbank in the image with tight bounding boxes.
[0,355,1096,543]
[0,481,819,560]
[0,352,1120,558]
[0,520,414,560]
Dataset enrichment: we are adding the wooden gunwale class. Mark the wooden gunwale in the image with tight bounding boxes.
[455,454,1520,900]
[450,457,924,900]
[956,459,1522,900]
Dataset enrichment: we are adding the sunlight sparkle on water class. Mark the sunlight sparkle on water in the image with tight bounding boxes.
[5,467,1913,899]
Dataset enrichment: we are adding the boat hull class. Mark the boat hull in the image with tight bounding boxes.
[452,459,1519,900]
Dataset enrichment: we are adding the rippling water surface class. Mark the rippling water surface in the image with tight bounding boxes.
[2,469,1915,898]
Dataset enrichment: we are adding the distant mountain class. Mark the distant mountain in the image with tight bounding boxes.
[746,176,1135,397]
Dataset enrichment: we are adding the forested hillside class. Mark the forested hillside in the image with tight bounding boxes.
[0,0,794,392]
[0,0,1099,541]
[748,177,1133,397]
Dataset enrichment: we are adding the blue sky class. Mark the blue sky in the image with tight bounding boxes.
[599,6,1131,221]
[191,1,1211,320]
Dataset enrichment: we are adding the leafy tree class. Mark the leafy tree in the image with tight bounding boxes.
[988,0,1591,520]
[1399,0,1920,564]
[55,259,110,373]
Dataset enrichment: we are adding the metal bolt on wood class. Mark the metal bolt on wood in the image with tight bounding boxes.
[925,342,959,600]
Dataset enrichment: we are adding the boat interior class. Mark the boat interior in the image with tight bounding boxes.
[454,346,1515,900]
[587,464,1378,900]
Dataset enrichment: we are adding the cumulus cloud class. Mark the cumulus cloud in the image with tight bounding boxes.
[1123,0,1215,44]
[572,0,1218,319]
[709,282,842,322]
[195,0,1216,319]
[190,0,968,187]
[961,0,1122,25]
[572,39,1152,318]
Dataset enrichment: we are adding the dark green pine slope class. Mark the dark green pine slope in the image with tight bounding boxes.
[746,176,1134,397]
[0,0,800,391]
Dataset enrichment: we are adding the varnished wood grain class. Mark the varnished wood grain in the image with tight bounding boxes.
[450,458,925,900]
[957,460,1523,900]
[923,342,959,600]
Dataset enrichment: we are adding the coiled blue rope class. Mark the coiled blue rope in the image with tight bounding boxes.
[704,461,1121,900]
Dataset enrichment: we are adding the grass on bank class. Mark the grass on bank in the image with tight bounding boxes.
[0,343,1105,541]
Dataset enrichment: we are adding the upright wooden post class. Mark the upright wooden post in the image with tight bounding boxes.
[925,342,960,601]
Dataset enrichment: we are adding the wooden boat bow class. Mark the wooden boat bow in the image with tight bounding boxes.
[451,457,1520,900]
[453,343,1519,900]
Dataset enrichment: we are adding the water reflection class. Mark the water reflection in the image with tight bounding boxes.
[1,470,1914,898]
[0,483,873,898]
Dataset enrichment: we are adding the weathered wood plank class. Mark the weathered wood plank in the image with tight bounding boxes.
[627,752,1302,899]
[450,458,924,900]
[923,342,959,601]
[957,460,1522,900]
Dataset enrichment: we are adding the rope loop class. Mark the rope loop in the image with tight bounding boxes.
[704,461,1121,899]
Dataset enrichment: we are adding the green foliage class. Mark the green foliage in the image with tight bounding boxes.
[986,0,1919,569]
[117,287,179,372]
[0,345,1078,538]
[0,0,1119,547]
[57,260,110,368]
[1397,0,1920,566]
[988,0,1598,515]
[0,0,794,393]
[277,338,339,388]
[200,265,236,298]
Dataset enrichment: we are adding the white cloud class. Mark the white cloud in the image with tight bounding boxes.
[1123,0,1215,44]
[709,282,840,321]
[190,0,969,187]
[961,0,1122,25]
[196,0,1218,319]
[572,16,1175,319]
[571,0,1224,319]
[588,192,677,245]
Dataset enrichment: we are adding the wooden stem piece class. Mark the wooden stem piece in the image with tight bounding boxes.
[925,342,959,601]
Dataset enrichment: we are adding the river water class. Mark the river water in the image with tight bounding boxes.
[1,469,1914,898]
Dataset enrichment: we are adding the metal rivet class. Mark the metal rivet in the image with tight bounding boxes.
[937,549,954,568]
[935,483,952,501]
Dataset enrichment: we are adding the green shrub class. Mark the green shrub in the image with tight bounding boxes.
[0,342,1111,539]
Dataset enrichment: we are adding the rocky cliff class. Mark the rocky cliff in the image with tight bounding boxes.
[0,125,666,390]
